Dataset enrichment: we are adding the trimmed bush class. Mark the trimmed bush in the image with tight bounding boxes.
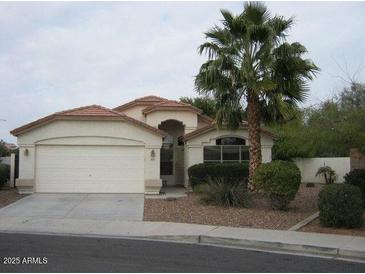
[200,176,249,207]
[344,169,365,206]
[318,184,363,228]
[188,162,249,189]
[0,164,10,187]
[253,160,301,210]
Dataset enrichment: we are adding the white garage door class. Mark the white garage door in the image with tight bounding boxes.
[35,145,144,193]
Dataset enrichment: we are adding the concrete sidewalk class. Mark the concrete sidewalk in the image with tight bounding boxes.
[0,215,364,261]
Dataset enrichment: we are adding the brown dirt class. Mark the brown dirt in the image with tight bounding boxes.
[144,185,321,230]
[0,189,25,208]
[300,213,365,237]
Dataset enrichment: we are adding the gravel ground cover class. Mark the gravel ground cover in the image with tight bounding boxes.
[144,184,321,230]
[300,213,365,237]
[0,189,25,208]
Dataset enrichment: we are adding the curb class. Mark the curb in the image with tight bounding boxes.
[134,233,365,261]
[149,234,365,262]
[0,229,364,262]
[199,235,338,257]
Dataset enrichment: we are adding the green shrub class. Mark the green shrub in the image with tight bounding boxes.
[318,184,363,228]
[188,162,249,189]
[344,169,365,206]
[199,176,249,207]
[315,166,337,184]
[0,164,10,186]
[253,160,301,210]
[306,182,315,188]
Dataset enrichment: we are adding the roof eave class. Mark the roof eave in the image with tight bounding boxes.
[143,106,202,115]
[182,124,277,141]
[11,114,167,138]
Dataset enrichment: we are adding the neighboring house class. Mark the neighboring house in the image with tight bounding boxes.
[10,95,275,194]
[4,142,17,151]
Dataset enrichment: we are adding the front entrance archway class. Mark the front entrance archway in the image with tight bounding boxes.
[158,120,185,186]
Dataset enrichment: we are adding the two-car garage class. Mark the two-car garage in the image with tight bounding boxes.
[35,145,145,193]
[11,105,165,194]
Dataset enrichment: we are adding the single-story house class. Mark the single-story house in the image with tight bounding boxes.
[10,95,275,194]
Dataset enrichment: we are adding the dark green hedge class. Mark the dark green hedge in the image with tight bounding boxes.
[188,162,249,188]
[0,164,10,186]
[344,169,365,206]
[318,184,363,228]
[253,160,301,210]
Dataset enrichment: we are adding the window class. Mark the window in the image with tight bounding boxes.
[204,137,249,163]
[222,146,239,161]
[216,137,245,145]
[163,134,173,144]
[241,146,249,161]
[203,146,221,162]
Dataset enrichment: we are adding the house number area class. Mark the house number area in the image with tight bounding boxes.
[2,257,48,265]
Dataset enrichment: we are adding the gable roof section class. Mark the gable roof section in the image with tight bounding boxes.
[198,113,214,124]
[113,95,169,112]
[10,105,167,137]
[182,122,277,141]
[142,100,202,114]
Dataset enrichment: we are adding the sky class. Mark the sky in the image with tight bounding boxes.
[1,1,365,143]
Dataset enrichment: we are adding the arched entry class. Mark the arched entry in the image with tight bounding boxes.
[158,120,185,186]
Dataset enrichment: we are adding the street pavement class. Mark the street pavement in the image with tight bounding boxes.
[0,233,364,272]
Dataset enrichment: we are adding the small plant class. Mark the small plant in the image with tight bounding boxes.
[306,182,315,188]
[318,184,363,228]
[199,176,249,207]
[315,166,337,184]
[0,164,10,187]
[344,169,365,206]
[253,160,301,210]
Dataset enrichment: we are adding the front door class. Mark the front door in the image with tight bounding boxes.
[160,144,174,186]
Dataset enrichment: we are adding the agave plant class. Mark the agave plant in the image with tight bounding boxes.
[316,166,337,184]
[199,176,249,207]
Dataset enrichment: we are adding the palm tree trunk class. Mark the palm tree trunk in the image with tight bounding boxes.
[247,90,262,189]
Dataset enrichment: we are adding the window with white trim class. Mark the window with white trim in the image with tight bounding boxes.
[203,137,249,163]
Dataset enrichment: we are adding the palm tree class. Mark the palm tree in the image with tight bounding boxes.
[195,2,318,181]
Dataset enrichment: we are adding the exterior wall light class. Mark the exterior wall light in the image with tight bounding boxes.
[24,148,29,156]
[150,150,155,160]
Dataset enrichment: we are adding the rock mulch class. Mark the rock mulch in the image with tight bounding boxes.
[0,189,25,208]
[144,184,321,230]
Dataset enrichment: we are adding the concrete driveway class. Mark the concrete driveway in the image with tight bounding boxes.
[0,193,144,222]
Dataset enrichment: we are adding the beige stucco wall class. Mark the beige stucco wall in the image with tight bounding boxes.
[120,106,147,122]
[197,116,212,128]
[16,119,163,192]
[184,128,274,186]
[145,111,198,134]
[293,157,351,183]
[120,106,202,134]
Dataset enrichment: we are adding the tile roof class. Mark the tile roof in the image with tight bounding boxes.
[10,105,167,137]
[58,105,123,117]
[135,95,169,102]
[113,95,168,112]
[142,100,202,114]
[182,121,277,141]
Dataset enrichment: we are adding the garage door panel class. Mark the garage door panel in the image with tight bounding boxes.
[35,145,144,193]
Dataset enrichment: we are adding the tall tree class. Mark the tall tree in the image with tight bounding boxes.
[195,2,318,180]
[180,96,217,118]
[0,140,10,157]
[337,82,365,110]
